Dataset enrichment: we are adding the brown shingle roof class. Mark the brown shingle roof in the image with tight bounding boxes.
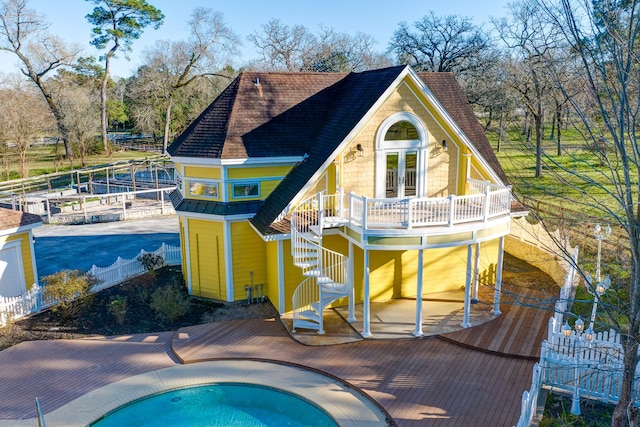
[168,66,510,235]
[0,208,41,232]
[168,72,347,159]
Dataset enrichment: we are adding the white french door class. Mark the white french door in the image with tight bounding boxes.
[385,150,417,198]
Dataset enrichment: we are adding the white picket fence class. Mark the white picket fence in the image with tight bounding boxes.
[0,242,181,325]
[540,317,640,404]
[514,364,543,427]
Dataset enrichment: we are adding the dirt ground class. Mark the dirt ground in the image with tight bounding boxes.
[0,266,278,351]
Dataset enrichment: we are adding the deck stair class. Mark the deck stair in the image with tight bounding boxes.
[291,192,350,334]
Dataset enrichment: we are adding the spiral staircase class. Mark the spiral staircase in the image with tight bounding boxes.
[290,193,350,334]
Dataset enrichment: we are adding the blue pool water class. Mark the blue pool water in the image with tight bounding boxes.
[90,383,339,427]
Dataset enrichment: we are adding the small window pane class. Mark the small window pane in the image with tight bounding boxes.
[385,121,419,141]
[189,181,218,198]
[233,183,259,198]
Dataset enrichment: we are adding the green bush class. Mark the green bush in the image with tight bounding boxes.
[108,296,128,325]
[41,270,99,318]
[150,284,190,322]
[137,253,166,271]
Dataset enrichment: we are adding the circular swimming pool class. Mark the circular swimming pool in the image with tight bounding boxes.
[90,383,338,427]
[43,361,391,426]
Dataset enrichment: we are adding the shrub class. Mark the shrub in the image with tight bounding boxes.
[108,296,128,325]
[41,270,100,318]
[128,270,156,303]
[137,253,166,271]
[150,284,190,322]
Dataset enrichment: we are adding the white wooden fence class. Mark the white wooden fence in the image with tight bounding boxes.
[0,242,181,325]
[514,364,543,427]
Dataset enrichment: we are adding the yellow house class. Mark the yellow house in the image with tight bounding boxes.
[168,65,517,336]
[0,208,41,298]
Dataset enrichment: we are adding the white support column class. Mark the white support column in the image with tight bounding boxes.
[362,250,372,337]
[461,244,472,328]
[413,249,424,337]
[492,236,505,315]
[277,240,285,314]
[223,220,234,301]
[183,218,192,294]
[472,242,480,303]
[348,241,356,322]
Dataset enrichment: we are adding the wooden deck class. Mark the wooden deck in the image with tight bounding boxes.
[172,318,538,426]
[0,284,554,426]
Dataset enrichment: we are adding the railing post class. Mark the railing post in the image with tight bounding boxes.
[161,190,165,215]
[83,196,88,223]
[362,196,368,229]
[407,198,413,230]
[338,187,344,218]
[317,192,324,230]
[117,257,123,282]
[46,197,51,224]
[448,195,455,227]
[483,185,490,221]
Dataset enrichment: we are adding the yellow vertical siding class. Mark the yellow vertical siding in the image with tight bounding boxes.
[1,233,35,289]
[187,218,226,300]
[282,239,306,313]
[227,165,292,179]
[230,221,267,302]
[179,217,188,287]
[265,241,280,309]
[184,165,221,179]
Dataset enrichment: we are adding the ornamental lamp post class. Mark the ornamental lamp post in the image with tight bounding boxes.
[561,316,594,416]
[586,224,611,330]
[594,223,610,282]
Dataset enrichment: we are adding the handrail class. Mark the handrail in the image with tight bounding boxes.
[328,185,511,230]
[290,192,349,334]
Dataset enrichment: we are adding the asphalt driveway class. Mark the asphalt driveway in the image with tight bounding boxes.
[32,216,180,279]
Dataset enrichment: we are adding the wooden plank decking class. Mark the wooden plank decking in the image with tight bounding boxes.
[172,317,538,426]
[0,284,553,426]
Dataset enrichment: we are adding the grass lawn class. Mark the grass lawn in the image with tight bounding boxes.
[1,143,152,181]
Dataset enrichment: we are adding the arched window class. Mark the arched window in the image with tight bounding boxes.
[375,113,428,198]
[384,121,419,141]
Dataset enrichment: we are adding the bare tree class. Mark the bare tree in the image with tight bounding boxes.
[302,27,391,72]
[0,0,82,159]
[507,0,640,424]
[388,12,491,74]
[51,73,101,166]
[0,80,54,178]
[85,0,164,152]
[128,7,238,152]
[495,0,563,177]
[248,19,316,71]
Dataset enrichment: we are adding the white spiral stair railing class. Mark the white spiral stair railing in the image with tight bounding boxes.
[291,193,349,334]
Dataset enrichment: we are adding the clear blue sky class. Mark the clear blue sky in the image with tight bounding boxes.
[0,0,511,78]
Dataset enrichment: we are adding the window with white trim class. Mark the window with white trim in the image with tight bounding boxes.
[188,181,219,198]
[232,182,260,198]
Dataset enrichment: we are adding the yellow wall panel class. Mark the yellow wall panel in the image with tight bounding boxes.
[5,233,36,287]
[230,221,267,302]
[282,239,307,313]
[265,241,280,309]
[184,165,221,179]
[187,218,225,300]
[227,165,292,179]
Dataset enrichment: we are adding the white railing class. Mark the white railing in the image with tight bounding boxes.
[0,243,181,325]
[345,186,510,230]
[290,193,349,333]
[514,364,543,427]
